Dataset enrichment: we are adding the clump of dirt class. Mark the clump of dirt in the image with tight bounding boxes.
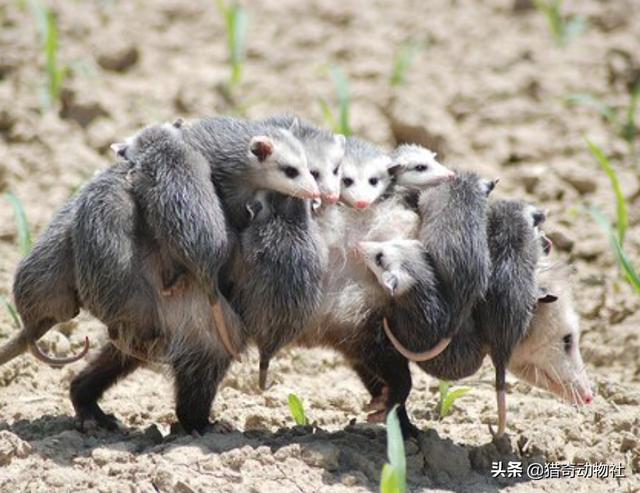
[0,0,639,491]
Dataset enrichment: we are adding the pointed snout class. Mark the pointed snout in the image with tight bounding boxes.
[446,170,456,181]
[322,193,340,205]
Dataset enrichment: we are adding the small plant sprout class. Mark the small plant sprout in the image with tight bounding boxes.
[1,296,21,329]
[216,0,248,91]
[30,1,68,107]
[4,192,32,255]
[380,405,406,493]
[587,141,640,294]
[287,393,308,426]
[438,380,472,418]
[533,0,588,48]
[389,41,421,88]
[319,65,352,136]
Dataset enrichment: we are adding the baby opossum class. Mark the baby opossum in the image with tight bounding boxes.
[182,116,319,231]
[339,137,394,209]
[231,191,327,390]
[260,114,346,205]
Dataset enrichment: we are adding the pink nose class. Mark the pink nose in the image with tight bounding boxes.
[355,200,369,209]
[582,392,593,405]
[447,172,456,181]
[323,193,339,204]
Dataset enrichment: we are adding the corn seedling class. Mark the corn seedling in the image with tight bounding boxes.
[287,393,308,426]
[319,65,352,136]
[533,0,587,48]
[1,296,21,329]
[380,405,406,493]
[30,1,68,107]
[587,142,640,293]
[216,0,248,91]
[438,380,472,418]
[389,41,421,88]
[567,84,640,158]
[4,192,32,255]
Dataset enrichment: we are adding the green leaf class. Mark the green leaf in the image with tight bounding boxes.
[389,41,421,87]
[4,192,32,255]
[318,99,337,131]
[287,393,307,426]
[329,65,351,136]
[385,406,406,493]
[586,139,628,244]
[380,464,402,493]
[589,207,640,294]
[439,382,471,418]
[1,296,21,329]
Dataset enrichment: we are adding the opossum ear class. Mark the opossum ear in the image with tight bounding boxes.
[480,178,499,196]
[288,117,301,133]
[110,142,128,159]
[334,134,346,151]
[382,272,399,296]
[250,136,274,162]
[538,287,558,303]
[172,118,184,128]
[387,163,404,176]
[532,209,546,227]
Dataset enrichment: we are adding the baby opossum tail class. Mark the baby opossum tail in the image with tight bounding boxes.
[383,318,451,362]
[0,329,89,367]
[211,294,243,362]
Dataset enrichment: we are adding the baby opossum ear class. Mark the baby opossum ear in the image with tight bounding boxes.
[480,178,499,196]
[538,287,558,303]
[288,117,301,134]
[250,136,274,162]
[172,118,184,128]
[387,163,404,176]
[382,271,399,296]
[334,134,346,151]
[110,142,128,159]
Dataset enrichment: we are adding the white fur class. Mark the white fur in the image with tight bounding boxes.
[340,154,393,208]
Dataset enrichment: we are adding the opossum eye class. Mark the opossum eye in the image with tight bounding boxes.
[310,170,320,180]
[283,166,300,178]
[375,252,384,267]
[333,165,340,175]
[414,164,428,172]
[369,177,379,186]
[343,177,354,187]
[562,334,572,353]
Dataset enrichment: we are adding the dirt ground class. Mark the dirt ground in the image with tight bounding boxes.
[0,0,639,491]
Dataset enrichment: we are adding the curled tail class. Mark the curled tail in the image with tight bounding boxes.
[29,336,90,366]
[0,328,89,367]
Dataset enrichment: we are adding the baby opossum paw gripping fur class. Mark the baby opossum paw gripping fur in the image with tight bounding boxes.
[0,112,593,441]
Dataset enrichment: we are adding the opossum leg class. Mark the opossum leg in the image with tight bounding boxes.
[171,349,231,434]
[258,356,270,391]
[70,343,141,431]
[28,336,89,367]
[364,386,389,413]
[352,361,386,399]
[383,318,451,362]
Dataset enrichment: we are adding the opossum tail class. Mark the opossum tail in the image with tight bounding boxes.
[211,294,244,362]
[383,318,451,362]
[0,329,89,367]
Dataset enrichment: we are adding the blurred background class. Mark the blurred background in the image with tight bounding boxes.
[0,0,638,491]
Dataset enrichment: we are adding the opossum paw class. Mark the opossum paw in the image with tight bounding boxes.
[364,387,389,412]
[75,403,121,432]
[211,419,235,434]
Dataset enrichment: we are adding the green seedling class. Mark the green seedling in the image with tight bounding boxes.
[319,65,352,136]
[30,1,68,107]
[216,0,248,90]
[4,192,32,255]
[380,405,406,493]
[1,296,21,329]
[587,139,628,244]
[287,393,308,426]
[533,0,587,48]
[438,380,472,418]
[389,41,421,88]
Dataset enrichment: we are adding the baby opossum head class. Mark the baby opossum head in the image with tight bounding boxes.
[340,137,393,209]
[356,239,427,297]
[389,144,456,190]
[248,122,320,201]
[110,120,183,163]
[508,272,594,406]
[306,134,346,205]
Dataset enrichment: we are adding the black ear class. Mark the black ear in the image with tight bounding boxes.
[173,118,184,128]
[110,142,128,158]
[532,209,546,227]
[481,178,499,196]
[538,287,558,303]
[387,164,403,176]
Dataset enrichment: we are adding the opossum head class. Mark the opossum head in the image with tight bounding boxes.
[110,121,182,162]
[247,123,320,200]
[508,272,594,406]
[306,134,346,205]
[340,137,393,209]
[388,144,456,190]
[356,239,427,297]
